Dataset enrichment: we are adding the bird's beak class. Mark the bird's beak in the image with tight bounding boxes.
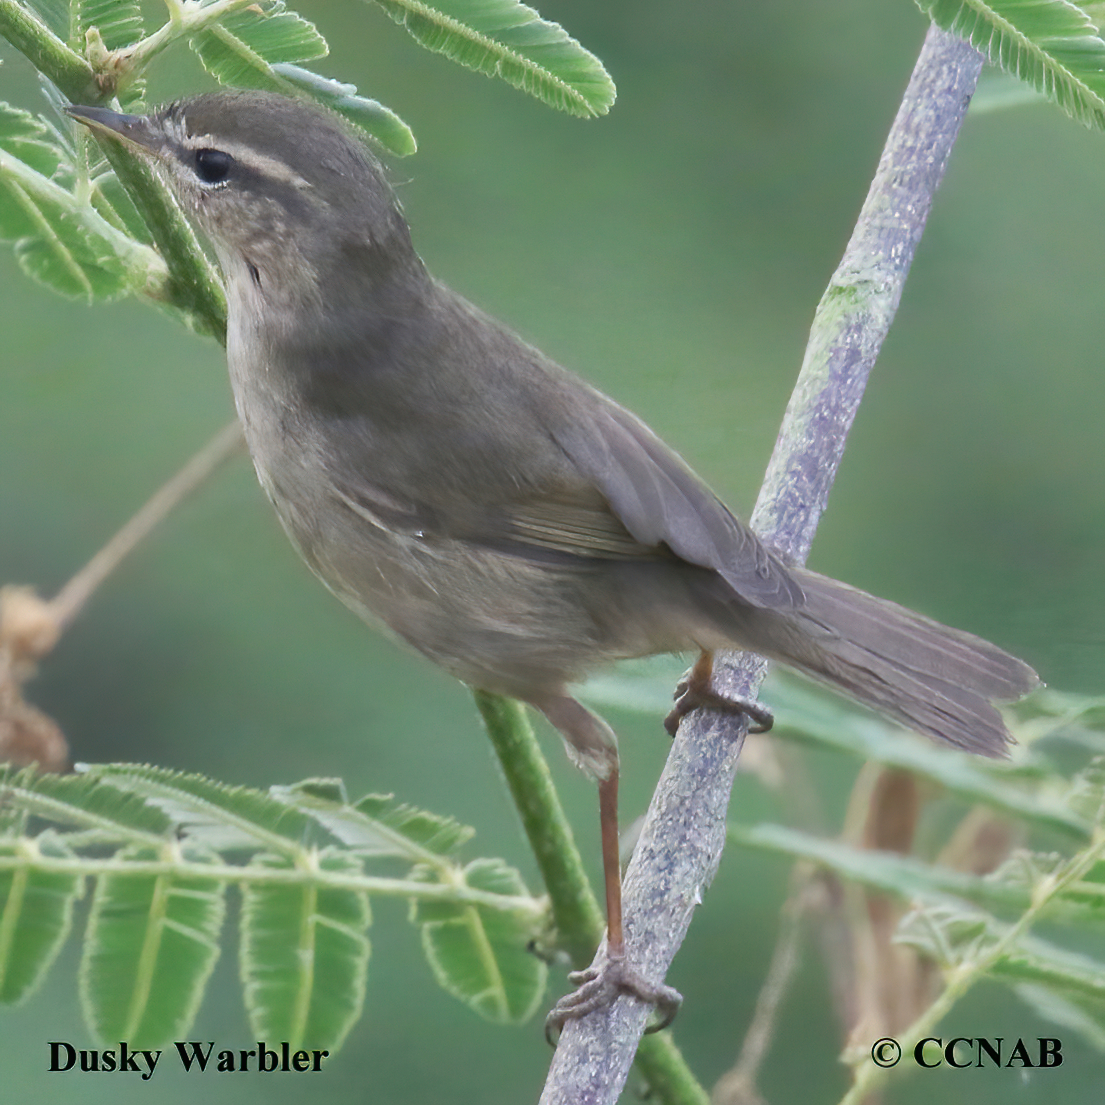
[65,105,167,158]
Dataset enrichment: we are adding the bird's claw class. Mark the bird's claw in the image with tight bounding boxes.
[544,951,682,1045]
[664,671,774,737]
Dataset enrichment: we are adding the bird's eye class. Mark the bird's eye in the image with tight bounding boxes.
[194,148,234,185]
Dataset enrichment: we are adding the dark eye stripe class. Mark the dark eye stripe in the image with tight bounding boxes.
[194,148,234,185]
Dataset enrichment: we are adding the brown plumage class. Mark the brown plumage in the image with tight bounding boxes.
[68,92,1039,1035]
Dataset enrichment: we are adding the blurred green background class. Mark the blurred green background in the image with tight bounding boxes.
[2,0,1103,1101]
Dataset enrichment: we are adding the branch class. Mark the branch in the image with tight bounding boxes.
[540,24,986,1104]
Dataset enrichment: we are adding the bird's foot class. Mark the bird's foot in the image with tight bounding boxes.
[664,666,774,737]
[544,950,682,1045]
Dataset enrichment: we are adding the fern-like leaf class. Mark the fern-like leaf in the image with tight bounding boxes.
[189,1,328,90]
[88,763,332,852]
[918,0,1105,128]
[239,852,370,1051]
[412,857,547,1024]
[0,766,547,1048]
[79,844,225,1047]
[0,834,82,1004]
[368,0,615,117]
[74,0,143,51]
[0,104,165,302]
[269,64,418,155]
[352,793,475,856]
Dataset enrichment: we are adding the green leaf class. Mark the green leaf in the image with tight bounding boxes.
[899,898,1105,1009]
[239,852,371,1051]
[918,0,1105,129]
[728,823,1105,928]
[992,930,1105,999]
[1012,688,1105,747]
[0,103,64,179]
[1014,981,1105,1050]
[23,0,69,40]
[0,766,545,1048]
[0,835,82,1004]
[10,216,126,298]
[731,817,1105,931]
[75,0,144,51]
[268,785,472,862]
[1066,757,1105,825]
[368,0,615,117]
[353,793,475,855]
[970,67,1048,113]
[3,769,172,840]
[187,3,419,155]
[729,821,1015,904]
[190,1,328,91]
[88,167,153,245]
[0,114,165,302]
[79,845,225,1047]
[413,857,546,1023]
[269,64,417,156]
[88,764,329,853]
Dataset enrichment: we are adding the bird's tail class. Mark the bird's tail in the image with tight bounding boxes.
[738,568,1039,757]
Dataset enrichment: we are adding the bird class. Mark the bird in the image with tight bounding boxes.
[67,91,1040,1039]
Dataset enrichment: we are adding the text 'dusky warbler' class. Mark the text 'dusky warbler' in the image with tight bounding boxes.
[68,91,1039,1039]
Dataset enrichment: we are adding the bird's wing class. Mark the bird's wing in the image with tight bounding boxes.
[325,382,802,609]
[502,492,665,561]
[328,479,432,538]
[549,399,803,608]
[332,469,660,562]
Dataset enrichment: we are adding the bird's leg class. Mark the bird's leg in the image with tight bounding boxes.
[599,766,623,954]
[664,649,774,737]
[534,694,682,1044]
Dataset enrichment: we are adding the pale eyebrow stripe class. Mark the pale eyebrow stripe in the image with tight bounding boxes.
[175,130,312,190]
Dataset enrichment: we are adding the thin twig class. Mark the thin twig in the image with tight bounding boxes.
[540,25,986,1104]
[50,419,244,630]
[711,863,812,1105]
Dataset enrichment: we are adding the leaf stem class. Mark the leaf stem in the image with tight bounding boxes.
[98,142,228,339]
[472,691,602,963]
[0,843,547,913]
[50,419,244,631]
[117,0,258,73]
[0,0,99,101]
